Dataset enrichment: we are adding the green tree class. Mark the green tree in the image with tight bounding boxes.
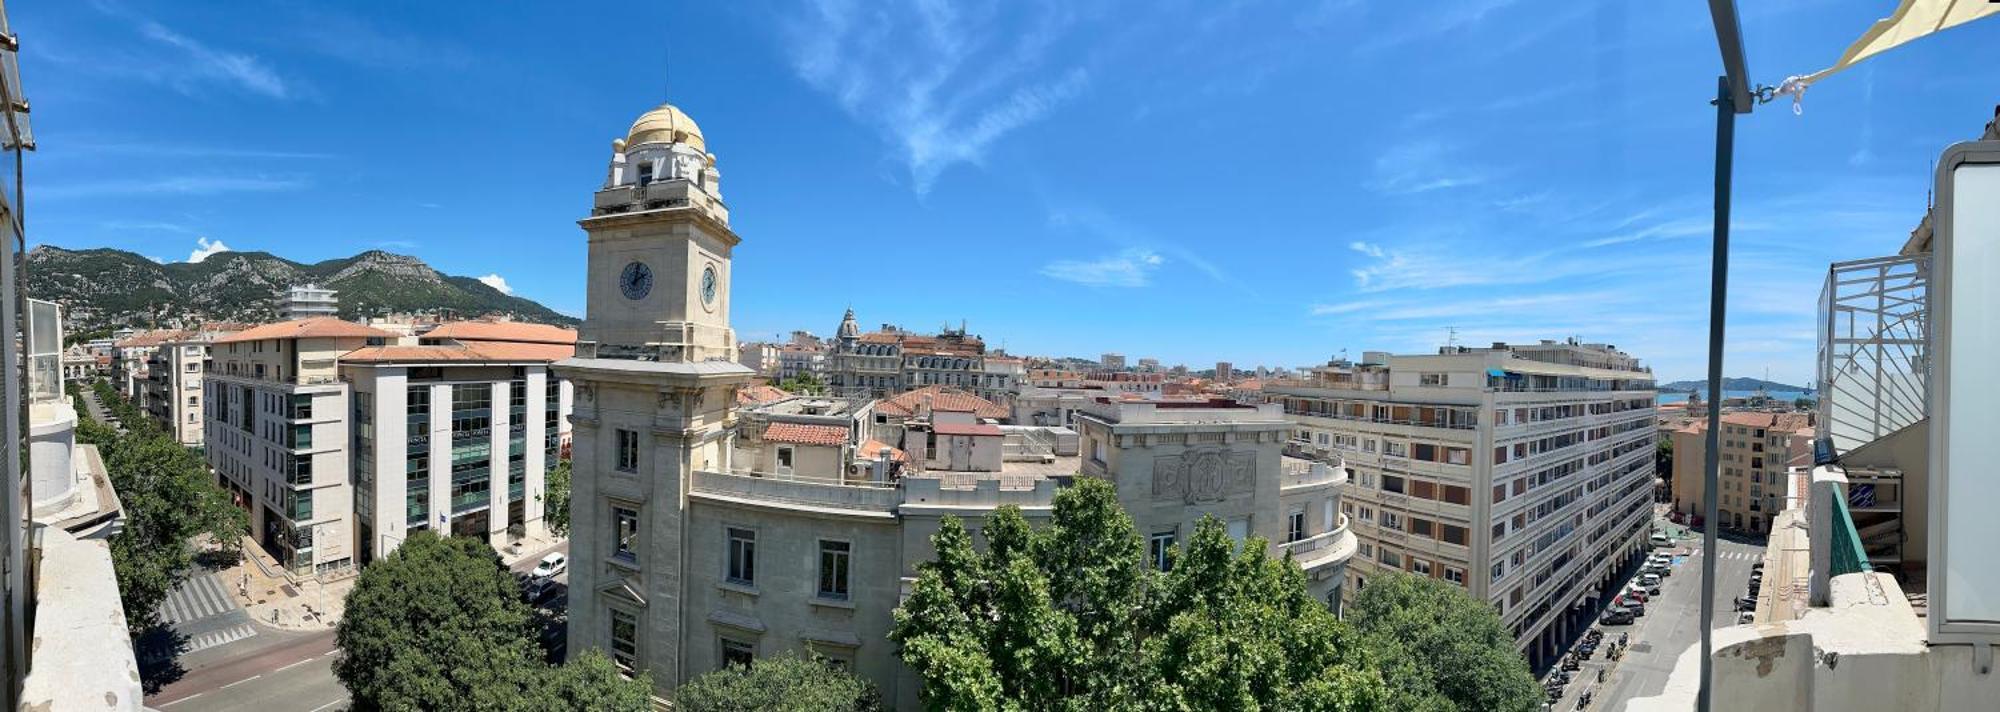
[334,531,648,711]
[671,651,881,711]
[1346,571,1541,712]
[776,372,827,395]
[543,459,572,537]
[98,421,248,632]
[891,478,1386,711]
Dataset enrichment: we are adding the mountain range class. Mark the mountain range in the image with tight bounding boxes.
[27,246,576,334]
[1656,377,1811,393]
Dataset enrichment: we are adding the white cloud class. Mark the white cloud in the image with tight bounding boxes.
[477,273,514,295]
[138,21,292,100]
[1040,249,1163,288]
[1367,140,1487,195]
[1309,300,1387,315]
[147,255,167,264]
[783,0,1092,193]
[187,237,230,263]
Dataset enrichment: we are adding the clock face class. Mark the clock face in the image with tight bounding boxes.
[620,261,653,300]
[700,265,718,306]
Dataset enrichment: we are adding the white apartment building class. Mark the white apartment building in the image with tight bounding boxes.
[736,341,779,377]
[141,327,242,447]
[776,343,825,382]
[1267,340,1656,668]
[281,283,339,319]
[827,309,987,398]
[205,317,575,575]
[557,101,1355,709]
[1100,352,1125,370]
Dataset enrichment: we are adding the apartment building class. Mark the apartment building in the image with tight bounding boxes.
[1668,411,1813,533]
[1100,352,1126,370]
[827,309,988,398]
[1267,340,1657,667]
[140,326,244,446]
[205,317,575,575]
[558,101,1355,709]
[1216,361,1234,382]
[736,341,779,377]
[110,328,179,401]
[281,283,339,319]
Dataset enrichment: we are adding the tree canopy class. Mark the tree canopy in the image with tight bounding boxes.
[671,651,880,712]
[542,458,572,537]
[74,380,247,633]
[1346,572,1542,712]
[891,477,1390,711]
[335,530,648,711]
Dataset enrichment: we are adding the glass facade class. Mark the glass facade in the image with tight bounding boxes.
[407,385,430,529]
[450,384,492,514]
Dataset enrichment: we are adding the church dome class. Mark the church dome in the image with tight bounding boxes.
[626,103,706,153]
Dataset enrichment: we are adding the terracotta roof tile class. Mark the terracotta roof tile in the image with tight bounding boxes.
[340,341,573,363]
[737,385,791,406]
[764,422,848,447]
[215,317,393,344]
[876,385,1009,419]
[932,422,1002,436]
[857,439,910,462]
[424,321,577,345]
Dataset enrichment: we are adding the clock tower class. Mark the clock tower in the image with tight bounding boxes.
[554,102,753,693]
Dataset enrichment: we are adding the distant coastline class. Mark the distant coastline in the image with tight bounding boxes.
[1656,390,1811,405]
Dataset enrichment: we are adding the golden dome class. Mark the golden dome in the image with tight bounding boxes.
[625,103,705,152]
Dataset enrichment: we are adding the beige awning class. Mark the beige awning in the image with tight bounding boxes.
[1803,0,2000,84]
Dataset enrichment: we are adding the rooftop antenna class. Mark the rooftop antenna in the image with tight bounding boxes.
[1445,326,1459,349]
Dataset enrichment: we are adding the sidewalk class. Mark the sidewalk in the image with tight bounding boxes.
[204,536,352,632]
[500,532,568,569]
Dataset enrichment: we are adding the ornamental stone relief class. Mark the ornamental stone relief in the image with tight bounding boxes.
[1152,449,1256,504]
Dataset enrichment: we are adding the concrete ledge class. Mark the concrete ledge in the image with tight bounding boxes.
[21,526,144,711]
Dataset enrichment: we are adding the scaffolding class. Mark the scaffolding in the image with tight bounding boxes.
[1817,254,1929,454]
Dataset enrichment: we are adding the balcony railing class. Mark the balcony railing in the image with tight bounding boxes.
[1818,253,1927,454]
[1829,491,1869,577]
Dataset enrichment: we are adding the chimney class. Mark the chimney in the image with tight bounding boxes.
[876,447,893,484]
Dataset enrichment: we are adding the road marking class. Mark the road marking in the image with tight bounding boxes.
[275,657,314,673]
[185,623,258,653]
[219,674,262,690]
[158,692,204,707]
[309,699,345,712]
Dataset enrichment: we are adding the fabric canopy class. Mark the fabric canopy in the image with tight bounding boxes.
[1804,0,2000,84]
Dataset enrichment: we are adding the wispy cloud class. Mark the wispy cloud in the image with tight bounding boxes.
[1309,300,1388,316]
[39,175,306,200]
[1367,140,1488,194]
[477,274,515,295]
[1356,0,1522,54]
[100,219,197,234]
[1040,248,1163,288]
[1044,203,1253,295]
[782,0,1092,192]
[137,21,293,100]
[187,237,230,263]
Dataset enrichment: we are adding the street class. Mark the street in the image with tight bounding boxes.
[1544,524,1764,711]
[144,541,569,711]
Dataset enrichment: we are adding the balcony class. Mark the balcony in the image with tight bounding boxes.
[1281,456,1347,490]
[689,469,900,516]
[1277,514,1355,575]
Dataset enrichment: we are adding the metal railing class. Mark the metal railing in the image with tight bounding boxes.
[1818,253,1927,454]
[1828,488,1871,577]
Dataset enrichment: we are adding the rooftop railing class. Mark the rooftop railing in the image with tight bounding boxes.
[1817,253,1928,454]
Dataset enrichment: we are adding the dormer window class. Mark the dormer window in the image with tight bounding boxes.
[636,161,654,185]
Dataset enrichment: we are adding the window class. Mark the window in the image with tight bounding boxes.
[1381,475,1405,494]
[1411,558,1433,576]
[776,446,794,471]
[818,540,851,601]
[613,506,639,563]
[1409,517,1434,538]
[1287,509,1306,542]
[1491,561,1506,582]
[1378,549,1401,567]
[1419,372,1446,386]
[1149,530,1176,571]
[1443,567,1466,586]
[1383,441,1408,457]
[1441,524,1469,546]
[720,639,755,669]
[1445,447,1471,465]
[616,429,639,472]
[1411,480,1436,500]
[610,609,639,674]
[1442,485,1471,506]
[1413,443,1437,462]
[726,527,757,586]
[1379,511,1402,530]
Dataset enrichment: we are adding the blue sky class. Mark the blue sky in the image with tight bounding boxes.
[19,1,2000,384]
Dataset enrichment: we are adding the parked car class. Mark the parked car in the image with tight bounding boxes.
[531,552,568,579]
[1650,533,1672,547]
[1600,607,1636,625]
[1623,586,1649,603]
[1615,595,1646,617]
[1735,595,1757,611]
[524,577,555,602]
[1640,573,1663,593]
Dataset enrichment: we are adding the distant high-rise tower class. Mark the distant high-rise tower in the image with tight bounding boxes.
[280,283,339,319]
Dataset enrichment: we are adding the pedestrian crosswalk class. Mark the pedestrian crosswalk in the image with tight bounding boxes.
[1684,550,1760,561]
[184,623,257,653]
[162,572,239,626]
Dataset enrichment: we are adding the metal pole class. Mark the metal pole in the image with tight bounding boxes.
[1698,74,1737,712]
